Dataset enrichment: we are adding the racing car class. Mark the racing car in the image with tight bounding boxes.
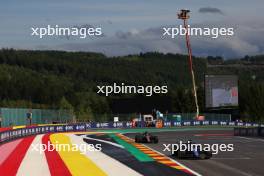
[135,131,159,143]
[172,141,212,159]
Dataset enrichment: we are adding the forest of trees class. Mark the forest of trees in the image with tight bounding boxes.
[0,49,263,122]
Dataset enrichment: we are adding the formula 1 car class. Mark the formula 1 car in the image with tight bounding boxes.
[172,141,212,160]
[135,132,159,143]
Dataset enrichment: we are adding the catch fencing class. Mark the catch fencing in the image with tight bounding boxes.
[0,108,73,127]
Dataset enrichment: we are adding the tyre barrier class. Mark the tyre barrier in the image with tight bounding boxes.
[260,127,264,137]
[234,128,240,136]
[234,127,264,137]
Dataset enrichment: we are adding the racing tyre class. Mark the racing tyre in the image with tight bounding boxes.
[199,153,207,160]
[152,136,159,143]
[177,151,184,159]
[135,135,143,143]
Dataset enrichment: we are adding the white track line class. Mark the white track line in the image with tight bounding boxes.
[237,136,264,142]
[212,157,251,160]
[17,134,50,176]
[68,134,143,176]
[84,136,124,149]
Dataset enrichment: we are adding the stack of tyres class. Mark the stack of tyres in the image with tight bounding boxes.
[247,128,253,136]
[259,127,264,137]
[240,128,247,136]
[234,128,240,136]
[253,128,259,136]
[247,128,259,137]
[234,127,263,137]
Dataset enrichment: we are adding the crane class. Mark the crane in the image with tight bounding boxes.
[178,9,200,119]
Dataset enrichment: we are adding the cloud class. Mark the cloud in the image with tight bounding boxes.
[106,20,113,25]
[55,29,183,56]
[115,31,133,40]
[199,7,224,15]
[36,20,264,59]
[72,24,95,29]
[115,29,140,40]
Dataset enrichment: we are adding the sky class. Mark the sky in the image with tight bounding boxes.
[1,0,264,58]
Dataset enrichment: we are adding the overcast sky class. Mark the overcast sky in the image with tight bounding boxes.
[1,0,264,58]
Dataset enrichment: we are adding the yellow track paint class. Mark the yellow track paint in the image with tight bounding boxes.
[50,133,107,176]
[12,125,26,129]
[142,151,157,154]
[152,156,167,160]
[38,123,66,126]
[159,161,175,164]
[172,166,184,169]
[139,148,151,151]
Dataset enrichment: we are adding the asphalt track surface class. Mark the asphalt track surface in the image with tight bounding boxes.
[81,133,192,176]
[126,129,264,176]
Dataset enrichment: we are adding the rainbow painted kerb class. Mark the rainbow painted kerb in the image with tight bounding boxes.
[0,132,198,176]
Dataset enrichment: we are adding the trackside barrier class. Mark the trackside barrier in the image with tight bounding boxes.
[234,127,264,137]
[260,128,264,137]
[0,122,132,144]
[1,121,264,144]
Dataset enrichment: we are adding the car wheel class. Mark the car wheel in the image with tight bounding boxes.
[135,135,143,143]
[135,135,140,143]
[153,136,159,143]
[177,151,184,159]
[199,153,207,160]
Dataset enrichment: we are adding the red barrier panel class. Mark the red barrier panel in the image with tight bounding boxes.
[0,127,12,133]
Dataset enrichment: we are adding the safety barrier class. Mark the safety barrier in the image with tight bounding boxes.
[1,120,263,144]
[234,127,264,137]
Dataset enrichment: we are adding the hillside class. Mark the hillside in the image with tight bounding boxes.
[0,49,263,122]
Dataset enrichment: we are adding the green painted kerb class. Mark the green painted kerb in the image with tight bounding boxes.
[108,134,154,162]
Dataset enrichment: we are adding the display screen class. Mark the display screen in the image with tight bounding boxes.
[205,75,238,108]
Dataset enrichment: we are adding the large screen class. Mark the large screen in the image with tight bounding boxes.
[205,75,238,108]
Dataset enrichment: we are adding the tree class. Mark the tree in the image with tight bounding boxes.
[59,97,73,110]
